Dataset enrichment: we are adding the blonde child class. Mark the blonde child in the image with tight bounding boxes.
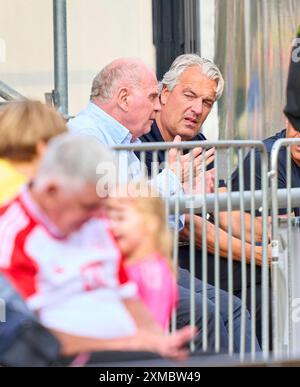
[0,100,67,205]
[107,182,178,330]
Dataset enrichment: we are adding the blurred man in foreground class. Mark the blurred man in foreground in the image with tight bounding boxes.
[0,134,195,361]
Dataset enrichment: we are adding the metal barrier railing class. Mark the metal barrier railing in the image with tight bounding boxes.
[0,80,26,102]
[0,0,68,114]
[112,140,270,362]
[270,138,300,359]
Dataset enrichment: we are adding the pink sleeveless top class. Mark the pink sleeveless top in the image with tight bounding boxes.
[125,253,178,330]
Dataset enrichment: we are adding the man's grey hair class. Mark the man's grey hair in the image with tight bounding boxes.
[90,58,145,103]
[34,134,116,191]
[160,54,224,100]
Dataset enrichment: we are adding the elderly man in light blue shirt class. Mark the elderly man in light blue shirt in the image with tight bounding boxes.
[68,58,184,227]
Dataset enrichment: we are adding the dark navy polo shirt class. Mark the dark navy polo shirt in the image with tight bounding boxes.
[231,129,300,215]
[140,120,216,177]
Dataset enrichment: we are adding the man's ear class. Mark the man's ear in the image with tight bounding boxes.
[44,182,60,198]
[117,87,130,112]
[160,86,170,105]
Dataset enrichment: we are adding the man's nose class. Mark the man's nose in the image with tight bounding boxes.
[191,99,203,116]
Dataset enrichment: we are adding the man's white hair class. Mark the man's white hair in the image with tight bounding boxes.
[34,134,116,191]
[160,54,224,100]
[90,58,147,103]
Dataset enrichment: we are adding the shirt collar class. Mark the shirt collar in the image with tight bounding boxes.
[87,102,139,145]
[150,121,166,142]
[144,120,207,143]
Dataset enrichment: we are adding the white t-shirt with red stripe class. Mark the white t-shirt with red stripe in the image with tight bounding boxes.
[0,188,137,338]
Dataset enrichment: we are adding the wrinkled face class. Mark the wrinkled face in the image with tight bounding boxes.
[40,183,106,235]
[160,66,217,141]
[286,120,300,166]
[127,70,161,140]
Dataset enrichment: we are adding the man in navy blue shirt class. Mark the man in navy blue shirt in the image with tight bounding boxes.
[141,55,265,273]
[232,27,300,210]
[231,125,300,216]
[141,54,260,350]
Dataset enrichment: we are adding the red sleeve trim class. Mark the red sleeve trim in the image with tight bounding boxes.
[0,199,38,299]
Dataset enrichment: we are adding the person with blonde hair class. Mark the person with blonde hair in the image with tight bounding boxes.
[107,181,177,330]
[0,100,67,204]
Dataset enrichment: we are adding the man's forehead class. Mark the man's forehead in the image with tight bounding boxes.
[177,66,217,95]
[141,69,158,87]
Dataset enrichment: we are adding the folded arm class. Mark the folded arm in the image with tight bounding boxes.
[181,214,269,266]
[217,187,265,243]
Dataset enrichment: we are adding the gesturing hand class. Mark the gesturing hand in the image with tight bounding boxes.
[168,135,215,194]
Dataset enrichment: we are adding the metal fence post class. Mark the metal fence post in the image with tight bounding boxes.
[53,0,68,116]
[270,138,300,359]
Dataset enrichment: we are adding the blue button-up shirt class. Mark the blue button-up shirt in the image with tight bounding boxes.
[68,102,184,229]
[68,102,142,181]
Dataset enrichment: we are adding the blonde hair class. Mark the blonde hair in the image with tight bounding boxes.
[119,181,174,272]
[0,100,67,162]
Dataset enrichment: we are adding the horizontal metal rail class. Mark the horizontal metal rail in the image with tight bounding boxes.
[0,80,26,101]
[112,140,265,152]
[168,187,300,214]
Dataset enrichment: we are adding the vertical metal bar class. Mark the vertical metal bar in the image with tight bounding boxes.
[195,0,201,54]
[226,147,234,355]
[189,149,196,352]
[152,151,159,179]
[118,150,128,184]
[214,149,220,353]
[286,145,293,354]
[189,0,194,52]
[184,0,191,52]
[171,150,181,333]
[164,150,170,225]
[115,150,120,187]
[140,151,147,179]
[261,148,270,359]
[250,148,257,360]
[238,148,247,361]
[271,146,280,358]
[53,0,68,115]
[202,147,208,352]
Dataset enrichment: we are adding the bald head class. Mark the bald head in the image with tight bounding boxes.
[90,58,154,103]
[90,58,160,140]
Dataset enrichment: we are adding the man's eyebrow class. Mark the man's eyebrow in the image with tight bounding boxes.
[183,87,216,101]
[205,97,215,103]
[183,88,197,96]
[149,91,159,97]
